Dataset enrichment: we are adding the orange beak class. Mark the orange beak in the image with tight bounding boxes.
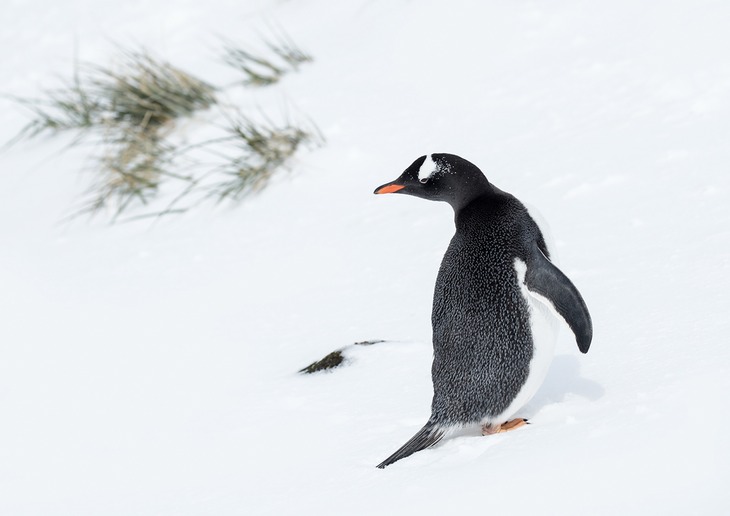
[374,184,405,194]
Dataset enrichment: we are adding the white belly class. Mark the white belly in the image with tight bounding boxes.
[485,258,559,425]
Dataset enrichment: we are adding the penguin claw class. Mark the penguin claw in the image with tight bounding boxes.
[481,418,529,435]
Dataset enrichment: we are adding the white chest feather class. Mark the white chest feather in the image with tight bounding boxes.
[487,258,560,424]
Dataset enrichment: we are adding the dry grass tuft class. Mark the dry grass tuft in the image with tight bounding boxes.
[6,39,320,221]
[221,31,312,86]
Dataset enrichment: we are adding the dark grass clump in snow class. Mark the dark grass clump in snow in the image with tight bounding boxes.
[299,340,387,374]
[6,38,319,221]
[300,350,346,374]
[354,339,386,346]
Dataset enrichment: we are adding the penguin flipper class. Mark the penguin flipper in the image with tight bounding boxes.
[376,422,446,469]
[525,246,593,353]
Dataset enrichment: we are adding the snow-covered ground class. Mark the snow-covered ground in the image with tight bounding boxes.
[1,1,729,514]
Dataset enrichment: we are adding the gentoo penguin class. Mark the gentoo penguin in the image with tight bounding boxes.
[373,154,592,469]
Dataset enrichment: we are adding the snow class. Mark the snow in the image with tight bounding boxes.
[2,0,729,514]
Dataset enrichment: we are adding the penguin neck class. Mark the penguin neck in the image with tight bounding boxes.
[448,180,495,213]
[451,185,513,232]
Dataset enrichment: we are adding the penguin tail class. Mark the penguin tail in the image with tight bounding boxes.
[376,421,447,469]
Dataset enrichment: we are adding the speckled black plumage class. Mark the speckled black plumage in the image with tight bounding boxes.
[430,194,542,424]
[374,154,592,469]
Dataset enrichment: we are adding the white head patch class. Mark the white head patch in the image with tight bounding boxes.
[417,154,439,182]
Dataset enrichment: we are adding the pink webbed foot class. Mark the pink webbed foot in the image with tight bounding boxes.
[481,418,529,435]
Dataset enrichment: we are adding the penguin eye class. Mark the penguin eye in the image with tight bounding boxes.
[419,178,428,184]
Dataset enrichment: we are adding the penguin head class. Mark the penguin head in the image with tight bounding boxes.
[374,153,492,209]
